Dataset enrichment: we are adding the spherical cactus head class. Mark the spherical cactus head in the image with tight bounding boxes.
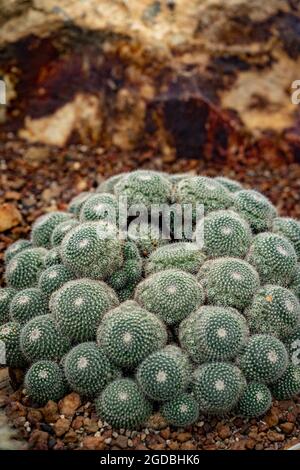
[160,393,199,427]
[20,314,70,362]
[96,173,128,194]
[64,342,119,397]
[174,176,233,214]
[272,217,300,259]
[50,279,119,342]
[215,176,243,193]
[270,363,300,400]
[79,193,118,223]
[60,221,123,279]
[31,211,73,248]
[5,247,47,289]
[136,345,191,401]
[24,360,67,405]
[247,233,297,286]
[128,221,169,257]
[198,209,252,258]
[179,306,249,363]
[38,264,75,297]
[51,219,79,247]
[284,324,300,362]
[246,285,300,339]
[114,170,172,208]
[236,382,272,418]
[198,257,260,310]
[192,362,246,415]
[9,287,48,324]
[135,269,204,325]
[4,239,32,264]
[0,322,27,368]
[233,189,277,232]
[289,264,300,299]
[68,192,91,217]
[0,287,17,325]
[44,248,62,267]
[97,300,168,368]
[145,242,206,276]
[95,378,152,429]
[238,334,288,383]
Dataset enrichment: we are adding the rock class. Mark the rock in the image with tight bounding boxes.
[58,393,81,417]
[72,416,84,430]
[181,440,197,450]
[23,146,50,164]
[280,422,295,434]
[0,204,22,232]
[28,430,49,450]
[41,401,59,424]
[83,417,98,433]
[217,424,231,440]
[82,436,105,450]
[264,408,280,428]
[176,432,192,443]
[168,440,180,450]
[53,417,70,437]
[267,430,285,442]
[114,435,128,449]
[160,427,171,440]
[146,413,168,430]
[149,443,166,450]
[27,409,43,425]
[245,438,256,450]
[64,429,78,444]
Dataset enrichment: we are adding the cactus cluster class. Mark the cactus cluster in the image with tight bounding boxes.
[1,171,300,429]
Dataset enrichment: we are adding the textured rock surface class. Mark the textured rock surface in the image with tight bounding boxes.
[1,0,300,161]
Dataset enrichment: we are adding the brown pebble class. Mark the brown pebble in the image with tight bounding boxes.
[64,429,78,444]
[160,427,170,440]
[28,430,49,450]
[82,436,105,450]
[0,203,22,232]
[53,417,70,437]
[41,401,59,424]
[279,422,295,434]
[114,435,128,449]
[58,393,81,417]
[217,424,231,440]
[72,416,84,430]
[267,430,285,442]
[176,432,192,443]
[264,408,279,428]
[27,409,43,425]
[181,440,197,450]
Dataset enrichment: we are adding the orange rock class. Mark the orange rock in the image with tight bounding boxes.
[58,392,81,417]
[0,203,22,232]
[82,436,105,450]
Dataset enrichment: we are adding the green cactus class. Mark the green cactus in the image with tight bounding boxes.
[5,248,48,289]
[95,378,152,429]
[31,211,73,248]
[284,325,300,362]
[289,264,300,299]
[197,257,260,310]
[136,345,191,401]
[79,193,118,223]
[44,248,62,267]
[192,362,246,414]
[24,360,67,405]
[0,322,27,367]
[236,382,272,418]
[198,209,252,258]
[272,217,300,259]
[4,239,32,264]
[128,221,169,257]
[174,176,233,214]
[135,269,204,325]
[215,176,243,193]
[97,300,167,368]
[50,279,119,342]
[107,241,142,292]
[68,192,91,217]
[179,306,249,363]
[245,285,300,339]
[114,170,172,208]
[0,287,17,325]
[145,242,206,276]
[270,363,300,400]
[9,287,48,324]
[20,314,70,362]
[233,189,277,232]
[64,342,119,397]
[60,221,123,280]
[96,173,128,194]
[247,232,297,286]
[38,264,75,296]
[238,334,288,383]
[50,219,80,247]
[160,393,199,427]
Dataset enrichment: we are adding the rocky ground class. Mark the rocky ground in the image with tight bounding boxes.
[1,133,300,450]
